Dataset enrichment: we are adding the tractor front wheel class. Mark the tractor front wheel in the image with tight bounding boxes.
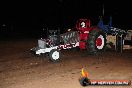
[49,49,60,62]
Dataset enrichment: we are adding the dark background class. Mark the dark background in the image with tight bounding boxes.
[0,0,132,39]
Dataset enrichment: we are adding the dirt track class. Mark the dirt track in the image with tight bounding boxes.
[0,39,132,88]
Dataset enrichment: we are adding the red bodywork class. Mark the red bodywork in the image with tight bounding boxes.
[76,19,98,49]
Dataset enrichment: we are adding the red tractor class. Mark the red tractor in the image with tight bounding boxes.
[75,19,106,53]
[31,18,106,62]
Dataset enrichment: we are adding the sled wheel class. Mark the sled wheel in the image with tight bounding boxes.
[87,29,106,53]
[49,49,60,62]
[79,77,91,86]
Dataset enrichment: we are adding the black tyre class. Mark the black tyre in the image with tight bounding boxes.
[87,29,106,53]
[49,49,60,62]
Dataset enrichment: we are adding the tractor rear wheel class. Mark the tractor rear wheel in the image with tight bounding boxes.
[87,29,106,53]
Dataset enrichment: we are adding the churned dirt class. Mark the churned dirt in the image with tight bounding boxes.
[0,39,132,88]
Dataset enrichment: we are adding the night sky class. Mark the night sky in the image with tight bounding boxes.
[0,0,132,39]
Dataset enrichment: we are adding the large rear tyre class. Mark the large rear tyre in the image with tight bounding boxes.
[87,29,106,53]
[49,49,60,62]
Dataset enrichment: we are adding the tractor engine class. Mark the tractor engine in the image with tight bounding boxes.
[37,29,60,49]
